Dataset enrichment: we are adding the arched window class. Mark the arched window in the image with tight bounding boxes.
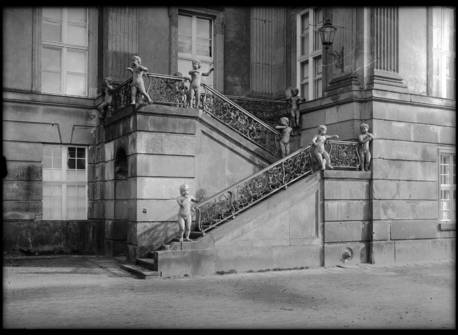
[114,147,128,179]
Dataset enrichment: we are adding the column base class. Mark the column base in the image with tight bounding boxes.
[368,69,408,93]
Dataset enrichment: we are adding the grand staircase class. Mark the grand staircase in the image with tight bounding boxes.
[107,73,362,278]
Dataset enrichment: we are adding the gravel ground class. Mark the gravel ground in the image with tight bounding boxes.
[3,256,455,329]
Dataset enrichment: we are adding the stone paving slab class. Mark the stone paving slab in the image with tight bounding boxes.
[3,257,455,329]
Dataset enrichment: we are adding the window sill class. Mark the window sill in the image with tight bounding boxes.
[3,89,98,109]
[439,222,456,231]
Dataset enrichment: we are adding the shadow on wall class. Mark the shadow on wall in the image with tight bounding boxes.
[136,188,211,257]
[3,220,104,255]
[137,219,180,257]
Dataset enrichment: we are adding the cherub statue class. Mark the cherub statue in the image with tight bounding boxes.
[275,117,293,158]
[126,55,153,105]
[97,76,115,120]
[176,184,197,242]
[286,87,305,129]
[188,59,214,109]
[312,124,339,170]
[173,72,190,108]
[358,122,375,171]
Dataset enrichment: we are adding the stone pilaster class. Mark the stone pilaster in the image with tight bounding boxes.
[369,7,408,92]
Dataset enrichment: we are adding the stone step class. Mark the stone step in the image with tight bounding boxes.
[136,258,156,271]
[168,241,199,251]
[119,264,160,279]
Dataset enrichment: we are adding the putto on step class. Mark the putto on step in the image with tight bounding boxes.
[176,184,198,242]
[312,124,339,170]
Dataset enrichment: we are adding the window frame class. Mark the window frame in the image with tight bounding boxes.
[429,7,455,99]
[296,7,323,101]
[42,145,88,220]
[40,7,89,97]
[438,147,456,224]
[177,11,214,87]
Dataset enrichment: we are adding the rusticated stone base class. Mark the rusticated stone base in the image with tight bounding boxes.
[3,219,104,255]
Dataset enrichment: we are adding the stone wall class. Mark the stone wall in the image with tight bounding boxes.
[299,97,367,146]
[155,173,322,277]
[3,95,98,254]
[322,170,371,266]
[370,95,456,264]
[298,89,456,264]
[99,104,275,259]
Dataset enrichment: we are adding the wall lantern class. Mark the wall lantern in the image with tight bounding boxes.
[319,18,344,73]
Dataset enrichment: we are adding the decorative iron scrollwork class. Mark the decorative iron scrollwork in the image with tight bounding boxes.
[111,74,184,112]
[194,140,361,234]
[201,84,280,156]
[325,140,360,170]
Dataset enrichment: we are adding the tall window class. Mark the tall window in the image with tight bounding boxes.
[43,145,87,220]
[297,8,323,100]
[41,7,88,96]
[178,13,214,87]
[439,150,456,223]
[431,7,455,99]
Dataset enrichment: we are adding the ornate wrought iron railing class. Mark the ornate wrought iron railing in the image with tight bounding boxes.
[194,140,361,234]
[325,140,361,169]
[201,84,280,155]
[110,75,280,155]
[111,73,185,111]
[111,78,132,111]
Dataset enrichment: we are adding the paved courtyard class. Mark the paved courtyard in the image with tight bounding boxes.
[3,256,455,329]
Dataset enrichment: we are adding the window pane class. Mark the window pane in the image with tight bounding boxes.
[178,15,192,36]
[445,55,455,78]
[315,78,322,98]
[43,8,62,21]
[67,24,88,46]
[178,39,192,54]
[196,18,211,38]
[67,8,87,24]
[43,183,63,220]
[42,72,61,94]
[178,14,192,54]
[301,61,309,80]
[314,56,322,77]
[68,147,76,158]
[200,62,214,87]
[42,47,61,72]
[301,34,309,56]
[178,59,193,76]
[66,73,86,96]
[77,148,85,158]
[313,8,323,51]
[76,159,85,170]
[301,12,309,33]
[68,159,76,169]
[67,50,86,73]
[67,185,86,220]
[301,83,309,101]
[43,145,62,169]
[196,38,211,57]
[42,21,62,42]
